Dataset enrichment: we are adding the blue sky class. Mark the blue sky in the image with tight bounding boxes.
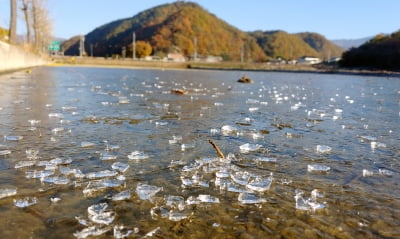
[1,0,399,40]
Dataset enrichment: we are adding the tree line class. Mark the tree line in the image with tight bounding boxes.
[340,31,400,70]
[7,0,52,53]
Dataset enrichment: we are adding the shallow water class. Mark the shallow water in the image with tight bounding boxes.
[0,66,399,238]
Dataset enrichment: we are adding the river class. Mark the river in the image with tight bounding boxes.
[0,66,399,238]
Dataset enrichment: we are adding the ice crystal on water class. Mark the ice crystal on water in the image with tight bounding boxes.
[0,188,17,199]
[308,164,331,173]
[238,192,266,204]
[14,197,38,208]
[239,143,262,153]
[315,145,332,154]
[136,183,162,201]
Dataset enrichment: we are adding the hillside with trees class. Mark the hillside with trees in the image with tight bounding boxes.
[250,30,343,61]
[296,32,344,60]
[340,30,400,70]
[63,1,266,62]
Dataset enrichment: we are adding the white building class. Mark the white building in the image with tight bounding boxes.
[297,56,322,65]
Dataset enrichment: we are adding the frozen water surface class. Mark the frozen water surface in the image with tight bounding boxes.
[0,68,399,238]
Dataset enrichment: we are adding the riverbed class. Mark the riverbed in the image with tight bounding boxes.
[0,66,399,238]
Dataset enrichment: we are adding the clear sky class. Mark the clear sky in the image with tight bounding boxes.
[1,0,399,40]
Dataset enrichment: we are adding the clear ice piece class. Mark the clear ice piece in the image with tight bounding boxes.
[25,149,39,159]
[238,192,266,204]
[0,150,11,156]
[360,135,377,141]
[112,190,131,201]
[25,170,55,179]
[169,211,189,221]
[112,162,129,173]
[15,160,36,169]
[0,188,17,199]
[81,141,96,148]
[221,125,238,135]
[14,197,38,208]
[165,195,185,210]
[256,157,277,163]
[48,113,64,119]
[197,194,220,203]
[135,183,162,201]
[86,170,118,179]
[230,171,251,186]
[100,153,117,160]
[41,176,70,185]
[113,225,133,239]
[246,176,273,192]
[73,226,110,239]
[294,190,326,211]
[379,168,394,176]
[5,135,23,141]
[128,151,149,160]
[316,145,332,153]
[239,143,262,153]
[362,169,374,177]
[181,143,195,151]
[89,211,115,225]
[307,164,330,173]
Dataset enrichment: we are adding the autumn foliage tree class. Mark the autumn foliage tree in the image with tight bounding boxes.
[133,41,152,58]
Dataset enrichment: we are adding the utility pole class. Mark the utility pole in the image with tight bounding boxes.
[90,44,93,57]
[79,34,85,57]
[240,43,244,63]
[193,37,197,62]
[132,32,136,60]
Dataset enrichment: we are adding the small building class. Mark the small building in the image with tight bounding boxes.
[167,53,186,62]
[297,56,322,65]
[329,57,341,63]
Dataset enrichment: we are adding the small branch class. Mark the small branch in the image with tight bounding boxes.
[208,139,225,159]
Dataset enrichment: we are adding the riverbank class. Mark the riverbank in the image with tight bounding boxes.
[0,41,47,73]
[50,56,400,77]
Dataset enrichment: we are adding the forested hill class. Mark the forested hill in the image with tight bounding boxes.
[340,30,400,70]
[249,31,343,60]
[63,1,266,61]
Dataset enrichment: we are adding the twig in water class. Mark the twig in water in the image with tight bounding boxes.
[208,139,225,159]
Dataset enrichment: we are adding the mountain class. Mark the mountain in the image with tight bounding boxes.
[340,31,400,70]
[63,1,266,61]
[250,30,343,60]
[331,37,373,50]
[296,32,344,59]
[250,30,319,60]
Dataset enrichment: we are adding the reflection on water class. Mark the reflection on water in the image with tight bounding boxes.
[0,66,399,238]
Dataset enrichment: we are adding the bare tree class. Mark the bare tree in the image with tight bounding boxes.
[21,0,31,44]
[9,0,17,44]
[31,0,52,52]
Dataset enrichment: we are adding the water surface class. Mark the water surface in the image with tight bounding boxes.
[0,66,399,238]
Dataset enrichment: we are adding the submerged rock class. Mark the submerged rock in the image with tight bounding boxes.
[238,75,253,83]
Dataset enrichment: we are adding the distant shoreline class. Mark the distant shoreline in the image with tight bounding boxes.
[49,56,400,78]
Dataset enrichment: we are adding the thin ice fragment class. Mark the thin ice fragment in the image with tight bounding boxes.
[239,143,262,153]
[73,226,110,239]
[246,176,273,192]
[128,151,149,160]
[111,162,129,173]
[112,190,131,201]
[0,188,17,199]
[14,197,38,208]
[136,183,162,201]
[308,164,330,173]
[238,192,266,204]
